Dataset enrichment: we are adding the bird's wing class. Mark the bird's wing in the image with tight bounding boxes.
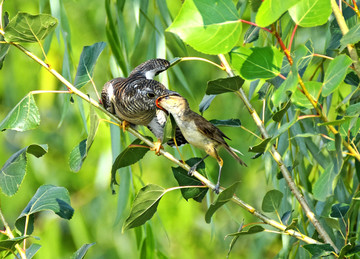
[129,59,170,79]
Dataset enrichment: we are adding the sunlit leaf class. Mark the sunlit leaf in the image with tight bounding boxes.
[167,0,242,54]
[74,42,106,89]
[172,158,208,202]
[230,47,284,80]
[0,144,48,196]
[206,76,244,95]
[255,0,298,27]
[0,93,40,132]
[123,184,165,230]
[16,185,74,235]
[346,102,360,116]
[71,243,96,259]
[271,71,298,107]
[322,55,352,97]
[292,81,321,109]
[289,0,331,27]
[261,190,283,213]
[340,24,360,51]
[4,12,57,43]
[205,182,239,223]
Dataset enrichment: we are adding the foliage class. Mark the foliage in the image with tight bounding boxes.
[1,0,360,258]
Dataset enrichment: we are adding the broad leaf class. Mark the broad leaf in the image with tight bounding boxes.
[71,243,96,259]
[230,47,283,80]
[248,138,271,153]
[4,12,57,43]
[0,93,40,132]
[0,144,48,196]
[123,184,165,230]
[172,158,208,202]
[346,102,360,116]
[302,244,335,257]
[226,226,264,237]
[25,243,41,259]
[313,164,335,201]
[209,119,241,127]
[340,24,360,51]
[205,182,239,223]
[16,185,74,235]
[111,138,151,189]
[206,76,244,95]
[271,71,298,106]
[69,106,100,172]
[0,236,29,252]
[74,42,106,89]
[322,55,352,97]
[262,189,283,213]
[330,203,349,218]
[292,81,321,109]
[289,0,331,27]
[272,100,291,122]
[255,0,298,27]
[167,0,242,54]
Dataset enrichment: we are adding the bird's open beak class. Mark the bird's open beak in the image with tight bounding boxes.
[155,92,181,111]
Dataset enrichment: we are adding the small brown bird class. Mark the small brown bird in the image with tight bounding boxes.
[101,59,186,153]
[156,94,247,193]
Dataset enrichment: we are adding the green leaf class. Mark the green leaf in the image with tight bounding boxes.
[15,185,74,235]
[340,24,360,51]
[206,76,244,95]
[0,236,29,252]
[69,106,100,172]
[250,0,262,12]
[226,225,264,237]
[322,55,352,97]
[255,0,298,27]
[4,12,58,43]
[111,138,151,189]
[313,164,335,201]
[230,47,284,80]
[0,12,10,69]
[172,158,208,202]
[330,203,349,218]
[292,81,321,109]
[167,0,242,54]
[346,102,360,116]
[209,119,241,127]
[271,71,298,106]
[272,100,291,122]
[205,182,239,223]
[262,189,283,213]
[25,243,41,259]
[74,42,106,89]
[123,184,165,231]
[71,243,96,259]
[284,218,298,231]
[199,94,216,113]
[248,138,271,153]
[302,244,335,257]
[289,0,331,27]
[0,93,40,132]
[26,243,41,259]
[0,144,48,196]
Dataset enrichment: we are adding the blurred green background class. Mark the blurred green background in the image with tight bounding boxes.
[0,0,274,258]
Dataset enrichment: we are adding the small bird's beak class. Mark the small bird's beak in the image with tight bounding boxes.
[156,92,181,111]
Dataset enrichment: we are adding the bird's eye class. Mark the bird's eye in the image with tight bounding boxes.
[147,92,156,98]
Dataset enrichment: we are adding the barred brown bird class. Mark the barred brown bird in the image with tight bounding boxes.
[101,59,185,153]
[156,94,247,193]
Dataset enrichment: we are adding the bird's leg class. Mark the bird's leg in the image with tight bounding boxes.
[188,154,209,176]
[214,158,224,194]
[121,120,130,132]
[150,139,163,156]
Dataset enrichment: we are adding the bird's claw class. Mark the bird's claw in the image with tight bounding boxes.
[214,184,220,194]
[188,166,196,176]
[121,121,130,132]
[150,140,163,156]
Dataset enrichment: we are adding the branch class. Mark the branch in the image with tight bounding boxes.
[218,54,338,252]
[0,37,322,247]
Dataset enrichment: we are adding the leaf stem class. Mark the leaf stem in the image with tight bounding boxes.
[238,19,272,34]
[0,207,27,259]
[178,57,225,71]
[218,53,338,251]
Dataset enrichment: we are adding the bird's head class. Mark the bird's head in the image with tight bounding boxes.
[156,93,188,115]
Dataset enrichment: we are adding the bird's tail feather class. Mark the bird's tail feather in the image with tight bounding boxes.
[224,145,247,167]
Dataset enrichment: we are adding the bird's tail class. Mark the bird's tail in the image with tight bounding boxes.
[224,145,247,167]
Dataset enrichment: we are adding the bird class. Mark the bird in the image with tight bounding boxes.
[156,94,247,193]
[101,58,186,153]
